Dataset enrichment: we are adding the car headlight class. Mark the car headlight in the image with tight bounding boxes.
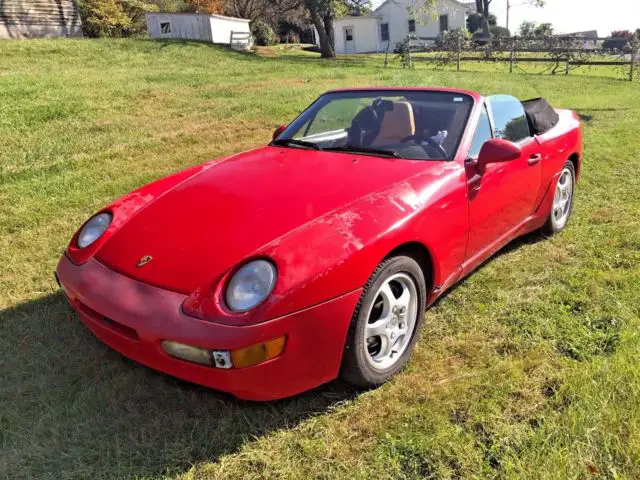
[225,260,277,312]
[77,213,112,248]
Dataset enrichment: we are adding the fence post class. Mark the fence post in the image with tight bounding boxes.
[565,58,570,75]
[509,36,515,73]
[456,34,461,71]
[630,35,638,81]
[229,30,234,47]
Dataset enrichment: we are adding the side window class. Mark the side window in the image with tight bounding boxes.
[488,94,530,142]
[408,19,416,33]
[381,23,389,42]
[468,105,492,158]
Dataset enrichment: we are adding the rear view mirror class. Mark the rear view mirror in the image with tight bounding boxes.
[273,124,287,141]
[476,138,521,172]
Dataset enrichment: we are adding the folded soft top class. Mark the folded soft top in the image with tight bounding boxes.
[522,97,560,135]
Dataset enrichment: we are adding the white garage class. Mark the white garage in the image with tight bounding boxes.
[146,13,251,49]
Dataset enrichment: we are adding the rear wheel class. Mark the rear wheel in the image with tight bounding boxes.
[543,161,575,234]
[341,256,426,387]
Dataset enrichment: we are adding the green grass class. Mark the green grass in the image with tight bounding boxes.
[1,39,639,479]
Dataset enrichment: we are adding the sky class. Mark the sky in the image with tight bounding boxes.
[489,0,640,35]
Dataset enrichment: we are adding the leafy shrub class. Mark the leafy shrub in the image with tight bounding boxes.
[490,25,510,39]
[252,21,278,46]
[77,0,158,37]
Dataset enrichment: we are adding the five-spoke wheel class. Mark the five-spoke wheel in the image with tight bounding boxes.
[341,256,426,387]
[544,160,575,233]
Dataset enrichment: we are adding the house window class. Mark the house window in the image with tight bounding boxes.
[381,23,389,42]
[439,14,448,32]
[160,22,171,34]
[408,19,416,33]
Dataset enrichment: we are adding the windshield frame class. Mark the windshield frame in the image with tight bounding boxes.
[271,89,475,162]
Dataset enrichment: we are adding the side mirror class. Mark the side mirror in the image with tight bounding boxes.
[273,124,287,141]
[476,138,521,172]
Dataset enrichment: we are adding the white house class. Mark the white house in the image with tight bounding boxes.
[146,13,251,49]
[317,0,470,54]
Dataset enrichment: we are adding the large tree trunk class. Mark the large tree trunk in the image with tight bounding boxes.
[481,0,491,38]
[323,12,335,52]
[310,10,335,58]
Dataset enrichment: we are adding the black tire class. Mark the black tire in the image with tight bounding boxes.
[543,160,576,235]
[340,255,427,388]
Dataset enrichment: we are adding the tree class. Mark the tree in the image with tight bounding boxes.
[466,12,495,34]
[305,0,373,58]
[490,25,510,38]
[519,20,553,38]
[185,0,225,14]
[476,0,544,38]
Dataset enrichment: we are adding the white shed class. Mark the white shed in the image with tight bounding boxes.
[146,13,251,49]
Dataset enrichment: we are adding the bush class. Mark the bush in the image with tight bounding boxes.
[490,25,510,38]
[252,21,278,46]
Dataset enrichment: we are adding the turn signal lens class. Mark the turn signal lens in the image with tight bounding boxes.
[230,336,286,369]
[161,341,212,366]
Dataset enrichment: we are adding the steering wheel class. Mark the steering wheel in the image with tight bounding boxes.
[400,133,448,159]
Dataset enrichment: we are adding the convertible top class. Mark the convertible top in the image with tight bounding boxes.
[522,97,560,135]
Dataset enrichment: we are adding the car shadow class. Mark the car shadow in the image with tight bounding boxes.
[0,293,358,478]
[430,229,549,308]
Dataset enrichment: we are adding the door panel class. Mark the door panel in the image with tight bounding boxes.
[465,139,541,260]
[464,95,542,269]
[343,26,355,53]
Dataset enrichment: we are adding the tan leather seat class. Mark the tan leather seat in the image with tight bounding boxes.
[371,101,415,146]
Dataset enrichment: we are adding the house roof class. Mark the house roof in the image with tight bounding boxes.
[146,12,250,23]
[557,30,598,38]
[373,0,469,15]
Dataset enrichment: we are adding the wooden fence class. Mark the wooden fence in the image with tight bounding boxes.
[391,34,639,81]
[229,31,251,51]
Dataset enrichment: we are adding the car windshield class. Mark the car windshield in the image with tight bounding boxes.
[273,90,474,161]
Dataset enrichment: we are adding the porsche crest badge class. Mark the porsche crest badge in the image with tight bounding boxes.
[136,255,153,268]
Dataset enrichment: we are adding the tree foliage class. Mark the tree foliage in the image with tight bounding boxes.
[490,25,510,38]
[518,21,553,38]
[184,0,225,14]
[466,12,495,34]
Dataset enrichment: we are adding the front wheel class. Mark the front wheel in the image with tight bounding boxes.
[341,256,426,388]
[543,161,575,234]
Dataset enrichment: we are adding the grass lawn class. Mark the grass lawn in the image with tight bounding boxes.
[1,39,639,479]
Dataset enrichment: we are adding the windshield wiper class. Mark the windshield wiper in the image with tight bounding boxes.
[324,145,401,158]
[271,138,321,150]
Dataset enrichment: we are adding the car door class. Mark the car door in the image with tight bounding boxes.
[463,95,542,271]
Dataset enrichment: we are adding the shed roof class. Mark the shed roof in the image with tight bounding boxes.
[146,12,250,23]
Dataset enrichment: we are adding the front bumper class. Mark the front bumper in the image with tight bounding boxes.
[56,255,361,401]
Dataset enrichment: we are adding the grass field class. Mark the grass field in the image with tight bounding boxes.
[1,39,639,479]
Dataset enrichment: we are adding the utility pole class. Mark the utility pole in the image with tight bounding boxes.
[506,0,511,31]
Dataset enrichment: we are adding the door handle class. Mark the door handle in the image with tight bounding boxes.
[528,154,542,165]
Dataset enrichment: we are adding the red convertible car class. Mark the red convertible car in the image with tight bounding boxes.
[56,87,582,400]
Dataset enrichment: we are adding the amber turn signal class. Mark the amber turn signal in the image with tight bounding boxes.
[231,336,286,369]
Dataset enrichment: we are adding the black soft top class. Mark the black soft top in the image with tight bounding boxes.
[522,98,559,135]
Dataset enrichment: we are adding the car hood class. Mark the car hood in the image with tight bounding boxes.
[95,146,430,293]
